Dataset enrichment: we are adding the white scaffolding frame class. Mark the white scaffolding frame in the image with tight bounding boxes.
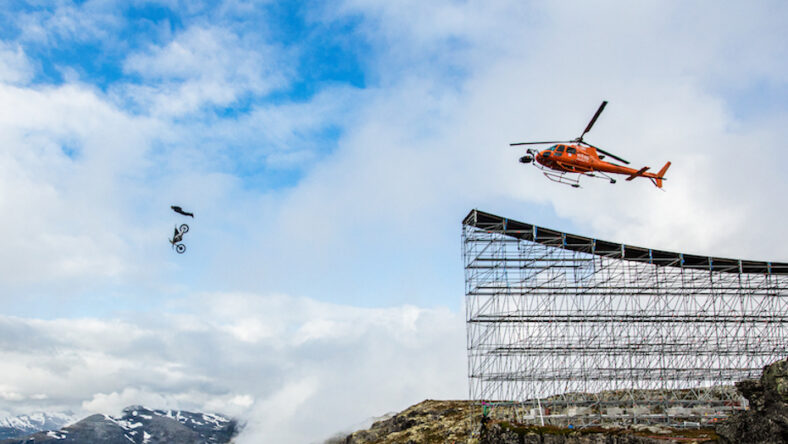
[463,210,788,427]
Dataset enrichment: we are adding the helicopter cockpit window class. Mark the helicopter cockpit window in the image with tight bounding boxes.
[556,146,565,152]
[567,147,577,154]
[548,145,557,151]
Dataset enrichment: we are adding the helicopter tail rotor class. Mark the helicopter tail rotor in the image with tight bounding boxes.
[653,161,671,188]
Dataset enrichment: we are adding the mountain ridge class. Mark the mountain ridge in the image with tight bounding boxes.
[0,412,75,440]
[0,405,239,444]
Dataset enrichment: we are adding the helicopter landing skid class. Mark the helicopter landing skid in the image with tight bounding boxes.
[543,171,581,188]
[531,162,582,188]
[533,162,617,188]
[587,171,616,184]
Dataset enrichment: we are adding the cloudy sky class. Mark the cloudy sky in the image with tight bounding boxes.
[1,0,787,442]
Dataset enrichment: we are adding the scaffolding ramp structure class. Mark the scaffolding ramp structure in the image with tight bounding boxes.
[463,209,788,427]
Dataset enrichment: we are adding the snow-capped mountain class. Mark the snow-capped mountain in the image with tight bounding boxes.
[0,406,239,444]
[0,412,75,440]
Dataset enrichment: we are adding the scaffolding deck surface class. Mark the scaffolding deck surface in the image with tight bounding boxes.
[464,209,788,275]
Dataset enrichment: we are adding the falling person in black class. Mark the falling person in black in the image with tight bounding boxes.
[171,205,194,218]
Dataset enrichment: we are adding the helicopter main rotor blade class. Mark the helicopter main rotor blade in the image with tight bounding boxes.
[510,140,568,146]
[579,100,608,140]
[588,144,630,165]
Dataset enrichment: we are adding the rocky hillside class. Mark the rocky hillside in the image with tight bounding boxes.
[332,400,718,443]
[332,400,474,443]
[479,423,717,443]
[333,359,788,443]
[0,406,239,444]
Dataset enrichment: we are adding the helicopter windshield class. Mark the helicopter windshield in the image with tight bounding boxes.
[548,145,558,151]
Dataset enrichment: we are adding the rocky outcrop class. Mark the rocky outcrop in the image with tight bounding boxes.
[339,400,474,443]
[336,360,788,444]
[716,358,788,444]
[333,401,718,443]
[481,423,716,443]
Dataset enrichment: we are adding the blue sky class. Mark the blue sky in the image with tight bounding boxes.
[1,1,788,442]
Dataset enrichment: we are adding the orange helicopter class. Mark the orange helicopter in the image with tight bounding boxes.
[510,101,671,188]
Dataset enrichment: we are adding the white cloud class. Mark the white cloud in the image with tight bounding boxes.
[0,388,25,402]
[0,42,35,84]
[15,0,122,46]
[0,82,165,289]
[121,25,290,116]
[0,294,465,443]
